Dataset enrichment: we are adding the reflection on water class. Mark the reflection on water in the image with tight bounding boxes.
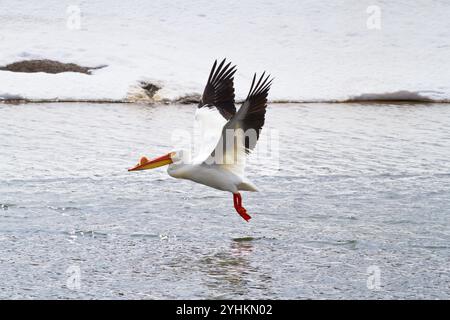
[0,102,449,299]
[201,239,273,299]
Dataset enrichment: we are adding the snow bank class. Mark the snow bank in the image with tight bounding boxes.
[1,0,450,102]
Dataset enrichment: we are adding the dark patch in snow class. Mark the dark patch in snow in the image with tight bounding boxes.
[0,59,106,75]
[139,81,161,98]
[0,93,25,103]
[174,94,201,104]
[0,93,23,100]
[347,90,434,103]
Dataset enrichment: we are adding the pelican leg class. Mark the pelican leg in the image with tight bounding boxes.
[233,193,251,222]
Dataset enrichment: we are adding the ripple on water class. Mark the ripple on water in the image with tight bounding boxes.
[232,236,257,242]
[65,230,109,239]
[1,203,16,210]
[130,233,160,239]
[303,239,358,249]
[48,206,80,212]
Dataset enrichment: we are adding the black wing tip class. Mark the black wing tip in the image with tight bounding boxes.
[210,58,236,85]
[199,58,237,118]
[247,71,273,98]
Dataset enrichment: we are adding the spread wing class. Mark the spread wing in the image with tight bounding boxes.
[204,72,273,176]
[193,59,237,163]
[198,58,237,120]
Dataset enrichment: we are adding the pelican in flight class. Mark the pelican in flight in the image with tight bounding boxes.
[129,59,273,222]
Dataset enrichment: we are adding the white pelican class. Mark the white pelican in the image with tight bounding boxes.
[129,59,273,222]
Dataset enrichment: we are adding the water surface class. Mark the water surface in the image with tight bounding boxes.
[0,102,449,299]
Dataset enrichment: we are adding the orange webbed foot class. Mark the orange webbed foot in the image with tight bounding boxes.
[233,193,252,222]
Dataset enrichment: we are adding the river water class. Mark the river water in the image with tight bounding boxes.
[0,102,449,299]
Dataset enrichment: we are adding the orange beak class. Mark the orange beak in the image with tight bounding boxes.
[128,153,173,171]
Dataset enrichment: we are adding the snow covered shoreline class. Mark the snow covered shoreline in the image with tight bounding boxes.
[2,94,450,104]
[1,1,450,103]
[1,60,449,104]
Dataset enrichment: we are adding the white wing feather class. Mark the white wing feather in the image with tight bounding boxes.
[192,107,227,164]
[202,123,247,178]
[216,128,247,177]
